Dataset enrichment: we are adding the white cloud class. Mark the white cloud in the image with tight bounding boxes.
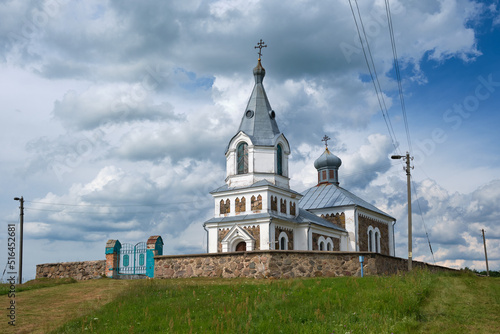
[1,0,499,281]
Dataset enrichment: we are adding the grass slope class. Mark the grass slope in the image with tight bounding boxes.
[1,271,499,333]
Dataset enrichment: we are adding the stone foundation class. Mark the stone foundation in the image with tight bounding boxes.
[154,251,455,279]
[36,260,106,280]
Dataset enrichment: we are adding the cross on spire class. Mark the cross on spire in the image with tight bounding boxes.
[321,135,331,148]
[255,39,267,59]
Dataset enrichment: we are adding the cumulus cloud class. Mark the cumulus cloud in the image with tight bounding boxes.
[52,85,182,130]
[1,0,498,279]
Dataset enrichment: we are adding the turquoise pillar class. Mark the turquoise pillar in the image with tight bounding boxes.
[105,239,121,278]
[146,236,163,278]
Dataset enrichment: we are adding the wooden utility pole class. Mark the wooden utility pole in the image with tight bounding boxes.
[482,229,489,277]
[391,152,413,271]
[14,196,24,284]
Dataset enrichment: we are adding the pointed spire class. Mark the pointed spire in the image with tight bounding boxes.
[236,41,280,146]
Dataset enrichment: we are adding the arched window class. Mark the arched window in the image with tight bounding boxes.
[368,229,373,252]
[277,144,283,175]
[278,231,289,250]
[326,238,333,251]
[237,142,248,174]
[220,199,225,214]
[374,231,379,253]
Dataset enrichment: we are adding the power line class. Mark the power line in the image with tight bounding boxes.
[348,0,400,153]
[384,0,413,154]
[410,176,436,264]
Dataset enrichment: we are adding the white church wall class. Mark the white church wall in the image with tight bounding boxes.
[253,147,275,174]
[294,225,309,250]
[207,226,218,253]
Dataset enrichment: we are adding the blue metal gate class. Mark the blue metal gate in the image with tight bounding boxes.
[118,242,147,275]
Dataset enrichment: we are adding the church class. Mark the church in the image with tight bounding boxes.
[203,45,395,257]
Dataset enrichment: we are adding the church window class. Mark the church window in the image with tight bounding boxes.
[271,196,277,211]
[277,144,283,175]
[368,229,373,252]
[251,195,262,210]
[374,231,379,253]
[319,241,324,251]
[220,199,231,214]
[278,231,289,250]
[322,170,327,180]
[329,170,334,179]
[280,199,286,214]
[235,197,246,213]
[289,201,296,216]
[237,142,248,174]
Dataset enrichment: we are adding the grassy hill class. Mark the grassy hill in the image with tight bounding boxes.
[1,270,499,333]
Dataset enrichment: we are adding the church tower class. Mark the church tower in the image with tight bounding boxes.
[224,55,290,189]
[204,41,305,253]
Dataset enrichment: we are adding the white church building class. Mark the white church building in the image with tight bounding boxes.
[203,53,395,256]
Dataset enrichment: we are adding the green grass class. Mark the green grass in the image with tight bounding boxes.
[3,271,497,333]
[53,270,438,333]
[0,277,77,295]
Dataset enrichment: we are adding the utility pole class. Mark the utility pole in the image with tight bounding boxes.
[14,196,24,284]
[482,229,489,277]
[391,152,414,271]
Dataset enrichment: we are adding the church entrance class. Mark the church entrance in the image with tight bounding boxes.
[235,241,246,252]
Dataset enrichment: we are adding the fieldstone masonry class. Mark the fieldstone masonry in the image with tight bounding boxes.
[36,260,105,280]
[154,251,455,279]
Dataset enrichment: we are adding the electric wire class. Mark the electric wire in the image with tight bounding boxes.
[384,0,413,153]
[383,0,434,261]
[411,175,436,264]
[348,0,400,154]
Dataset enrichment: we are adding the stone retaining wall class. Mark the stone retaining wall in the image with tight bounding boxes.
[154,251,455,279]
[36,260,106,280]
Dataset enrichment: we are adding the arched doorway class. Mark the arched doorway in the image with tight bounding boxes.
[235,241,247,252]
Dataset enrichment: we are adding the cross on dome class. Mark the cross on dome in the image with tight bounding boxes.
[254,39,267,59]
[321,135,331,148]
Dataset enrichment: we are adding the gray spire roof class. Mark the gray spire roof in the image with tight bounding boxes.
[237,59,281,146]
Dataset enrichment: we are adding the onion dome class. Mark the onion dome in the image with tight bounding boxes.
[314,147,342,186]
[314,148,342,169]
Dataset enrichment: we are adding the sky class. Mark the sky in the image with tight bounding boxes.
[1,0,499,281]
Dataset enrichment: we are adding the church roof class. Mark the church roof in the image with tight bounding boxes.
[210,179,302,196]
[236,59,281,147]
[203,208,347,233]
[299,183,395,220]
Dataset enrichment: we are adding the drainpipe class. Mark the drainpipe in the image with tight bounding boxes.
[307,222,311,250]
[354,206,359,251]
[203,223,208,253]
[268,218,273,250]
[392,220,396,257]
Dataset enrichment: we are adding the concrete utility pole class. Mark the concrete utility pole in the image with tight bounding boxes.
[482,229,489,277]
[391,152,414,271]
[14,196,24,284]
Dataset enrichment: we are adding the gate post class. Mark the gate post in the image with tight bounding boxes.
[105,239,121,278]
[146,236,163,278]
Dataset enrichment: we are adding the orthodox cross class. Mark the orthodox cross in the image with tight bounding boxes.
[321,135,331,148]
[255,39,267,59]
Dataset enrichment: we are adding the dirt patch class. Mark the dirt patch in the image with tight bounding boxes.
[0,279,132,334]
